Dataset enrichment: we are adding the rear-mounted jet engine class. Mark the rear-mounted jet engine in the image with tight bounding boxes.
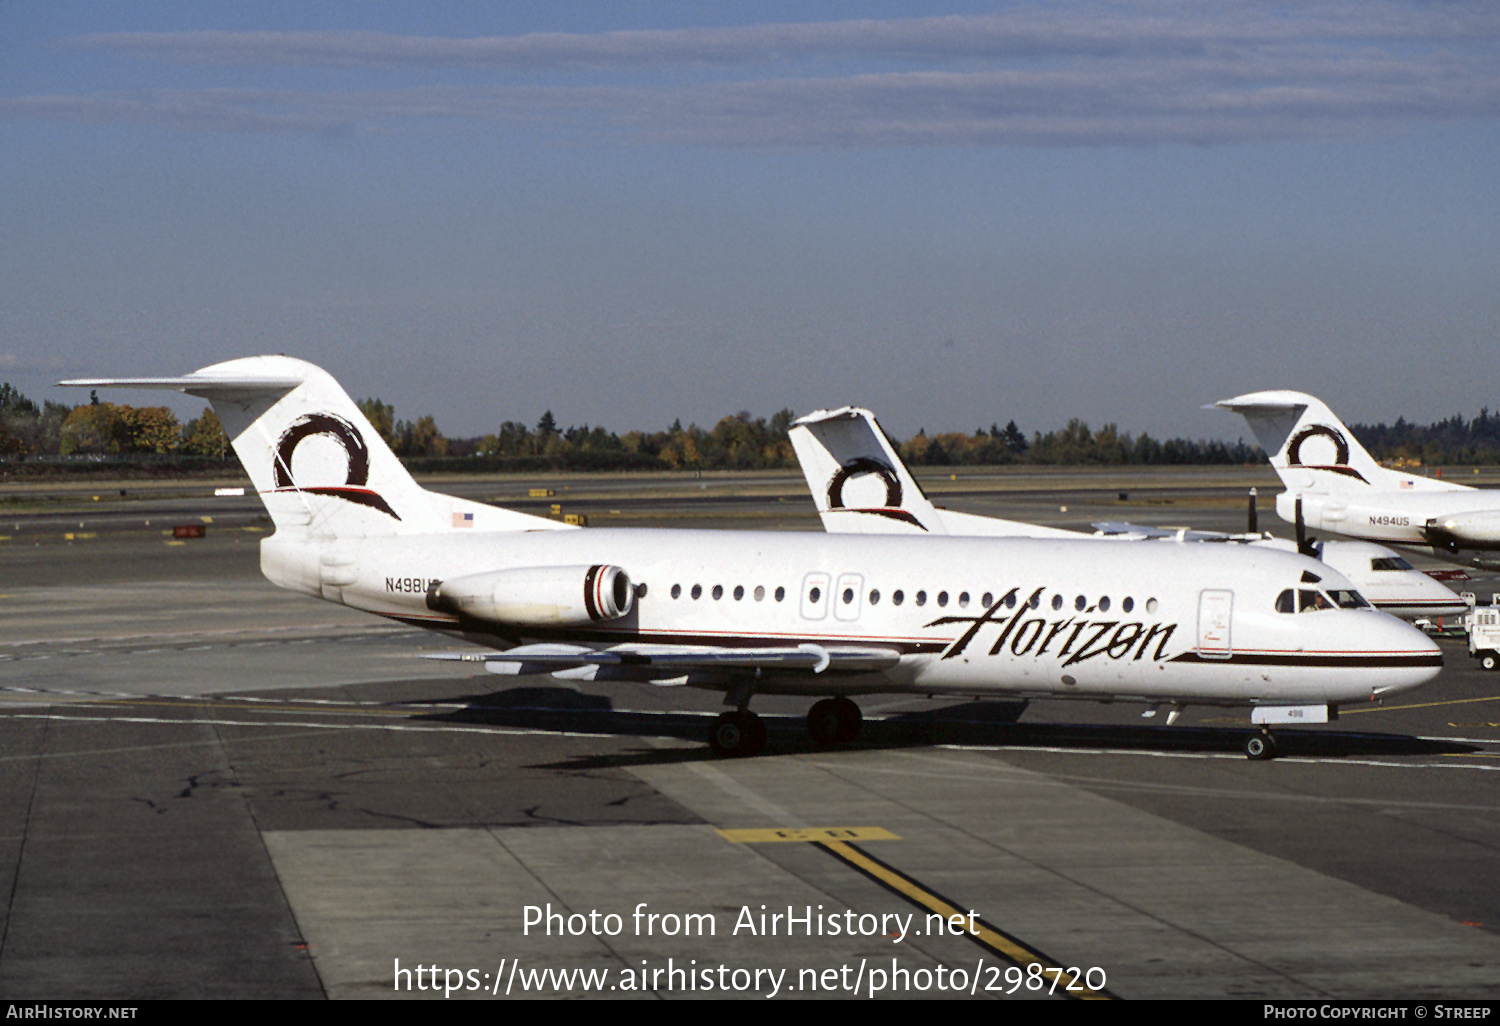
[426,564,634,627]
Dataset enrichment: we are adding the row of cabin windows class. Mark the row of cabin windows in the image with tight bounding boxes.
[661,581,1157,616]
[668,584,785,602]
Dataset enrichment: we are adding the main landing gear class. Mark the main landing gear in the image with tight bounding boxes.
[806,697,863,748]
[706,696,866,757]
[1244,728,1279,761]
[708,710,767,758]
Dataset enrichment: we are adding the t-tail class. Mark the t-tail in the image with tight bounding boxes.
[61,356,569,588]
[1214,390,1469,497]
[788,407,1074,538]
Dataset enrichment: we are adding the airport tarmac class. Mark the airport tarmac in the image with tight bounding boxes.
[2,468,1499,1000]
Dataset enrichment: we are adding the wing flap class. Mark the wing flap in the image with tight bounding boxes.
[426,642,902,674]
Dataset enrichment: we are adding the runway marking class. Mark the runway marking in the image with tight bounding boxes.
[0,712,610,749]
[720,822,1112,998]
[719,826,899,843]
[1341,694,1500,715]
[39,697,470,719]
[818,840,1112,1000]
[845,751,1500,804]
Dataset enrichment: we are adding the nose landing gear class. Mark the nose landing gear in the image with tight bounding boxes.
[1244,729,1278,761]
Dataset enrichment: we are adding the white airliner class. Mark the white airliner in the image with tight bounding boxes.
[789,406,1467,622]
[65,358,1441,760]
[1217,391,1500,570]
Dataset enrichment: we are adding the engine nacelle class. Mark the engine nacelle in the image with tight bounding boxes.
[1424,511,1500,549]
[426,564,634,626]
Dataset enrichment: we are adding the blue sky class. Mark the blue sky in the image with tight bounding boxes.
[3,2,1497,441]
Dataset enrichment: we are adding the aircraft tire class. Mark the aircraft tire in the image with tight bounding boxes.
[1480,652,1499,672]
[709,711,765,758]
[831,696,863,742]
[1245,731,1277,761]
[807,697,863,746]
[807,700,842,747]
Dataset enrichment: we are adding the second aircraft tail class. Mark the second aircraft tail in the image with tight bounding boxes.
[1215,390,1467,496]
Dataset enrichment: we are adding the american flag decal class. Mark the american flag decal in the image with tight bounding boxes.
[453,512,474,528]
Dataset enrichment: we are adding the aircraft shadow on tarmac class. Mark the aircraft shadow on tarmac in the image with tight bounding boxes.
[409,685,1480,767]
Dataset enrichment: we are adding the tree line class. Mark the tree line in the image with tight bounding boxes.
[8,379,1500,472]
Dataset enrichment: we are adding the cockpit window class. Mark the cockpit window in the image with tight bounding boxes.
[1328,589,1371,609]
[1298,589,1334,612]
[1371,557,1413,572]
[1276,589,1295,613]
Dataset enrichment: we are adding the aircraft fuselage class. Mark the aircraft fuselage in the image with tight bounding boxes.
[264,528,1439,708]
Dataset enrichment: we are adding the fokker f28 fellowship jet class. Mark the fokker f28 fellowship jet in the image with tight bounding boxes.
[1217,391,1500,570]
[65,358,1442,760]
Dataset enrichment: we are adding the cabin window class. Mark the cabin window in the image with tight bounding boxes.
[937,591,949,607]
[1074,595,1087,611]
[842,587,855,604]
[1098,596,1111,613]
[982,592,993,607]
[915,590,927,607]
[1122,597,1134,613]
[958,592,970,608]
[733,585,744,601]
[712,585,723,600]
[691,584,702,600]
[893,590,905,606]
[754,585,765,602]
[637,583,648,599]
[775,586,785,602]
[1005,592,1017,609]
[1052,595,1064,611]
[1145,598,1158,614]
[801,573,831,620]
[1029,593,1041,609]
[671,584,682,599]
[870,589,881,605]
[1371,557,1413,572]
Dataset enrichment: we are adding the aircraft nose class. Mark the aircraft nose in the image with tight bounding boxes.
[1373,615,1443,695]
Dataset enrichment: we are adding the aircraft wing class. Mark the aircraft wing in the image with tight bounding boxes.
[1092,521,1238,542]
[426,642,902,676]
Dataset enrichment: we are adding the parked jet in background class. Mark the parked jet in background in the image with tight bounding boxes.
[789,406,1467,622]
[65,360,1440,760]
[1217,391,1500,569]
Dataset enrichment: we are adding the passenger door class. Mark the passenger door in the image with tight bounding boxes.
[1196,589,1233,659]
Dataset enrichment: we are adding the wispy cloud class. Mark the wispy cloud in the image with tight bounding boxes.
[62,6,1500,69]
[8,4,1498,146]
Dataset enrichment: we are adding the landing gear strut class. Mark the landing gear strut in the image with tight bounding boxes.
[708,710,766,758]
[1244,729,1278,761]
[807,697,863,747]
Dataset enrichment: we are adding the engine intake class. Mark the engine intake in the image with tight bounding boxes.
[426,564,634,626]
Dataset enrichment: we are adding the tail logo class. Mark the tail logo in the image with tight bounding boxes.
[1284,424,1368,483]
[827,457,924,529]
[273,413,401,520]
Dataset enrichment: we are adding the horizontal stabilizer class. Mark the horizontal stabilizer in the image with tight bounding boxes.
[59,374,305,401]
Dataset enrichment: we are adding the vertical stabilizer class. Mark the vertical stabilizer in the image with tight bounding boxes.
[1215,390,1466,495]
[789,407,944,533]
[788,407,1077,538]
[66,356,444,537]
[65,355,577,544]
